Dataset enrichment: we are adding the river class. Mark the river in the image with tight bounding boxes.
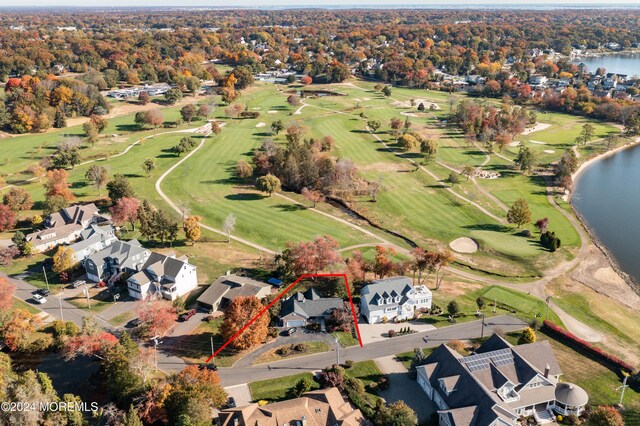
[573,52,640,77]
[572,144,640,284]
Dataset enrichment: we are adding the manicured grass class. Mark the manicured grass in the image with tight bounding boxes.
[171,319,242,368]
[253,341,330,365]
[108,311,134,326]
[344,360,383,386]
[396,347,437,370]
[11,297,41,315]
[332,331,360,347]
[64,287,114,313]
[249,372,319,402]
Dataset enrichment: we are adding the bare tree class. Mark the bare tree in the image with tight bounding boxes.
[222,213,237,243]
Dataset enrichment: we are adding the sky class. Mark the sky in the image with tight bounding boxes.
[0,0,637,7]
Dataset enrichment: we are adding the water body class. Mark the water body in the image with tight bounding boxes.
[573,53,640,77]
[572,144,640,284]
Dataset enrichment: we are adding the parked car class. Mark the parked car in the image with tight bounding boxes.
[178,309,196,322]
[32,294,47,304]
[125,318,143,329]
[227,397,236,408]
[198,363,217,371]
[285,327,297,336]
[72,280,86,288]
[35,288,50,297]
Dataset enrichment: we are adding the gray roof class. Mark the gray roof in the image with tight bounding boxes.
[555,383,588,407]
[129,251,193,285]
[48,203,99,227]
[69,225,116,253]
[26,222,83,244]
[420,334,570,426]
[360,276,413,309]
[280,289,343,319]
[197,274,271,307]
[86,239,148,271]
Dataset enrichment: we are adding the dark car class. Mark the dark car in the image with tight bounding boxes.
[35,288,50,297]
[198,363,218,371]
[227,397,236,408]
[71,280,86,288]
[125,318,143,329]
[178,309,196,322]
[285,327,297,336]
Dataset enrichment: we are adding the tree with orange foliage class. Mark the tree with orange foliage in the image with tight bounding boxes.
[220,296,269,350]
[374,245,396,279]
[300,75,313,85]
[136,300,176,337]
[110,197,141,231]
[0,277,16,312]
[1,309,42,351]
[589,406,625,426]
[44,169,74,201]
[164,365,227,424]
[0,205,16,232]
[62,331,119,360]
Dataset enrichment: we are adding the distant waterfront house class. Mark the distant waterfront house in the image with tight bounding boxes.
[68,224,118,263]
[126,252,197,301]
[26,203,105,253]
[84,240,150,283]
[216,387,369,426]
[196,274,272,311]
[417,334,589,425]
[360,276,432,324]
[279,288,343,328]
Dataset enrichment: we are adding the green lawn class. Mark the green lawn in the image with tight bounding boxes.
[248,372,319,402]
[344,360,383,386]
[253,341,330,365]
[332,331,360,347]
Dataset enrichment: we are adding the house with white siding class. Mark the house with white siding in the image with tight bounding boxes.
[360,277,432,324]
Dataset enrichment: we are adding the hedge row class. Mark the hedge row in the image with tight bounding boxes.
[542,320,635,373]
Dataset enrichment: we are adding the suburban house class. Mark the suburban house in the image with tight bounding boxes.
[26,203,105,253]
[417,334,589,425]
[360,276,432,324]
[216,387,369,426]
[126,252,197,301]
[279,288,343,328]
[68,224,118,263]
[196,274,272,311]
[84,240,150,283]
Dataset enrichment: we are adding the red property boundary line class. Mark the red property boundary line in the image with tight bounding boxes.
[205,273,363,363]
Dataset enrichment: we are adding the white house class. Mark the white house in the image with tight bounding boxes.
[84,240,150,283]
[127,252,197,301]
[360,276,432,324]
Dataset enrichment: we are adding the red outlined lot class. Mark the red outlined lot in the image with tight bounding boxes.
[205,273,363,364]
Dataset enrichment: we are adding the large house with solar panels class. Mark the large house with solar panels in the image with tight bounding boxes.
[360,276,432,324]
[417,334,589,425]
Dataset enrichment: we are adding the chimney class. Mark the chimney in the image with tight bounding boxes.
[301,416,307,426]
[544,363,550,378]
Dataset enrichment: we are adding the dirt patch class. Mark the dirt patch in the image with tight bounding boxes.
[449,237,479,254]
[438,280,483,298]
[359,162,411,173]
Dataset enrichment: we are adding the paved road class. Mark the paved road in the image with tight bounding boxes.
[217,314,526,387]
[2,272,113,330]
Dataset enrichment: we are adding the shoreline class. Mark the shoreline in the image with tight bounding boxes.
[568,137,640,294]
[570,48,640,60]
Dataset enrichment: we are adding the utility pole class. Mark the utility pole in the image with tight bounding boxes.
[42,266,50,292]
[83,286,91,309]
[481,313,486,339]
[493,297,497,313]
[153,336,163,372]
[57,293,64,321]
[334,336,340,366]
[210,336,215,358]
[545,296,552,321]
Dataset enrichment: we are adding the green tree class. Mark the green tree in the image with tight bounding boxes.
[256,174,281,196]
[447,171,461,186]
[165,88,183,105]
[141,158,156,177]
[507,198,532,228]
[374,401,418,426]
[367,119,381,133]
[576,123,595,145]
[514,145,537,174]
[271,119,285,135]
[420,138,438,161]
[288,377,314,398]
[85,165,109,195]
[447,300,460,317]
[53,108,66,129]
[107,174,135,201]
[382,86,392,97]
[476,297,485,310]
[124,404,144,426]
[180,104,197,123]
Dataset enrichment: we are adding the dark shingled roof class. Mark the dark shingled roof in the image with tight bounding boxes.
[279,290,343,319]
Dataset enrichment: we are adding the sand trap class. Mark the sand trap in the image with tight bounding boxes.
[267,110,277,114]
[522,122,551,135]
[354,98,362,102]
[508,141,521,147]
[363,97,371,101]
[529,140,547,145]
[255,122,266,128]
[392,99,441,110]
[450,237,479,254]
[543,149,555,154]
[594,267,628,286]
[252,107,261,110]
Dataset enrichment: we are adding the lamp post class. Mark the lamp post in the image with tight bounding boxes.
[57,293,64,321]
[480,313,486,339]
[545,296,552,321]
[153,336,163,372]
[334,336,340,366]
[42,266,50,292]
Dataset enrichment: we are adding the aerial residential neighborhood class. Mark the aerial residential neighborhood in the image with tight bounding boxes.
[0,3,639,426]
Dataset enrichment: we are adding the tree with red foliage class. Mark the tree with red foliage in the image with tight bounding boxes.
[44,169,74,201]
[590,406,625,426]
[301,187,325,208]
[0,277,16,311]
[330,302,357,333]
[345,250,368,283]
[300,75,313,85]
[0,205,16,231]
[62,331,119,360]
[110,197,140,231]
[284,236,342,276]
[220,296,269,350]
[137,300,176,337]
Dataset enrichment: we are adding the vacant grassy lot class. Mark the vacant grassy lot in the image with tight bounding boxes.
[253,341,330,365]
[249,372,319,402]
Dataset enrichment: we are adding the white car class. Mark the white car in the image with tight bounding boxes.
[32,293,47,304]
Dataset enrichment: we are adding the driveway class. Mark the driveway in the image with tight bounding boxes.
[358,319,436,345]
[225,383,252,406]
[375,355,435,424]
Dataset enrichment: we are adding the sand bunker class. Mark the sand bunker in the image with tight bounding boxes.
[354,98,362,102]
[544,149,555,154]
[529,140,547,145]
[392,99,441,110]
[522,122,551,135]
[450,237,479,254]
[255,122,266,128]
[267,110,277,114]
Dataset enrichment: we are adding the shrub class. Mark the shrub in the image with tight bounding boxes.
[344,376,365,393]
[566,414,579,425]
[293,343,308,353]
[344,359,354,369]
[267,327,279,338]
[381,316,388,324]
[377,376,390,390]
[276,345,291,356]
[521,229,532,237]
[240,111,260,119]
[543,321,635,372]
[448,340,466,353]
[388,329,397,338]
